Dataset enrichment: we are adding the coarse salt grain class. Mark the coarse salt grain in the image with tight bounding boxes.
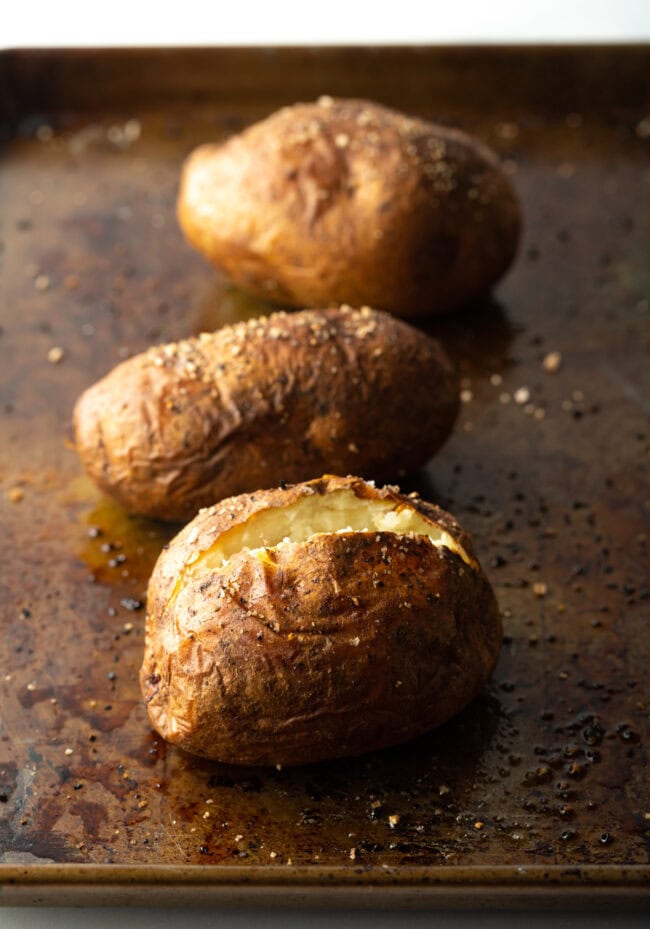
[47,346,65,364]
[543,351,562,373]
[36,124,54,141]
[635,116,650,139]
[496,121,519,140]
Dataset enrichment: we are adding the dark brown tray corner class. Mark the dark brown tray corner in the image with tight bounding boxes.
[0,45,649,907]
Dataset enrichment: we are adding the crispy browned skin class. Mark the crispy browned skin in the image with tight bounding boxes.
[177,97,521,317]
[141,475,502,766]
[73,306,459,522]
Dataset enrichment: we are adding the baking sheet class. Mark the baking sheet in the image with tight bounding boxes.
[0,46,648,907]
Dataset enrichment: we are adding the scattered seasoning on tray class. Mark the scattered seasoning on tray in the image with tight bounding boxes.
[36,123,53,142]
[543,351,562,373]
[565,112,583,128]
[47,346,64,364]
[495,121,519,140]
[635,116,650,138]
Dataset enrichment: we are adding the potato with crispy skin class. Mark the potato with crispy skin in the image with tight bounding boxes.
[178,96,521,317]
[140,475,501,766]
[73,306,458,523]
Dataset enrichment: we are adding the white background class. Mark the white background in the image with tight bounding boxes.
[2,0,649,926]
[2,0,650,46]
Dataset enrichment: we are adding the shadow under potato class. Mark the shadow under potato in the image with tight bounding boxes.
[149,690,508,861]
[167,689,504,797]
[417,295,519,380]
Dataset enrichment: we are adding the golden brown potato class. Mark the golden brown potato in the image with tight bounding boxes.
[140,475,501,766]
[178,96,521,318]
[73,306,458,522]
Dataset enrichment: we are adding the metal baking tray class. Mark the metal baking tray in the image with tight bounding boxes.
[0,45,648,907]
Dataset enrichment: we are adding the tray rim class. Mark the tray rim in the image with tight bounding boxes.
[1,863,650,908]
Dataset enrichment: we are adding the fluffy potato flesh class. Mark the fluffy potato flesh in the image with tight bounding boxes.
[181,487,473,579]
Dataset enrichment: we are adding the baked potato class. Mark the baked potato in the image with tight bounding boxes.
[73,306,458,523]
[178,96,521,317]
[141,475,501,766]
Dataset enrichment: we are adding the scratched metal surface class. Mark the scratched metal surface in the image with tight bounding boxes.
[0,47,648,905]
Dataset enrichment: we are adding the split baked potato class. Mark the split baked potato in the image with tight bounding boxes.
[73,306,458,522]
[178,96,521,317]
[141,475,502,766]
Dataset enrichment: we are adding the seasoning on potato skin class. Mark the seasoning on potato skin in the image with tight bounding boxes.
[73,306,459,522]
[177,97,521,317]
[140,475,502,766]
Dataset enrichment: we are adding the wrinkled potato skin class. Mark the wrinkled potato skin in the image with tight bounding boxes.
[178,97,521,317]
[73,307,458,522]
[141,475,502,766]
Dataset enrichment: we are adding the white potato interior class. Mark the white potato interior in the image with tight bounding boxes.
[189,489,472,576]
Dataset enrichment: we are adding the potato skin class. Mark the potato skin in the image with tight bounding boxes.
[73,307,458,522]
[178,97,521,317]
[141,475,502,766]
